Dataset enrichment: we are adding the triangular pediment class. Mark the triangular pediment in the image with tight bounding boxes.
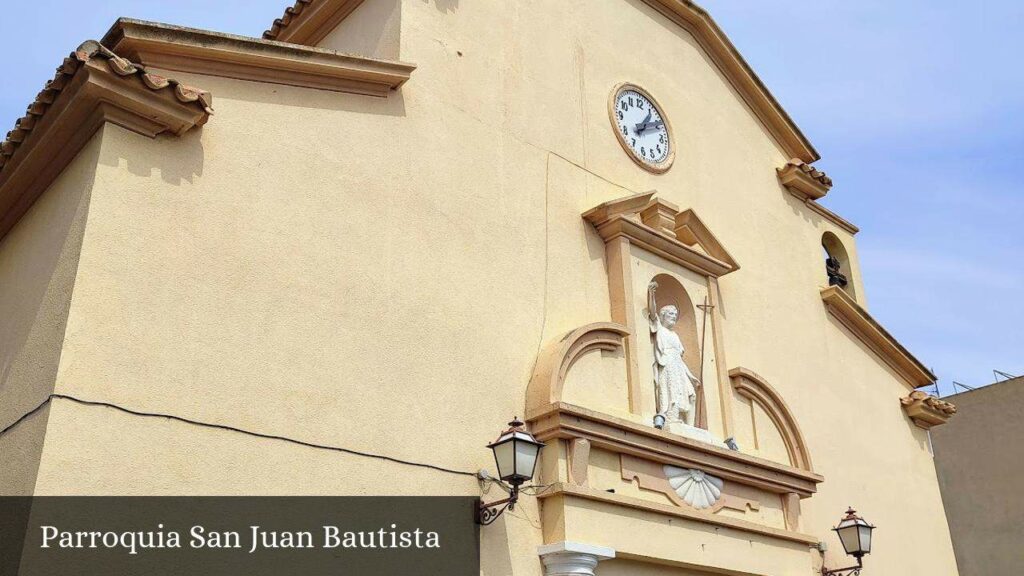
[583,192,739,277]
[673,209,738,270]
[262,0,818,162]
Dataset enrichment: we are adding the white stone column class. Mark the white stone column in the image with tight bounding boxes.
[537,541,615,576]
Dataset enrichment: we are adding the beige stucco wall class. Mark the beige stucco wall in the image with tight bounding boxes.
[0,136,100,495]
[319,0,402,59]
[1,1,958,575]
[932,378,1024,576]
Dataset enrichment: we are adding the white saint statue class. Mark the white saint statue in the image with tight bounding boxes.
[647,281,701,429]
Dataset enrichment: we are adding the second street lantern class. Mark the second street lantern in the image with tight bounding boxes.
[487,418,545,486]
[834,507,875,558]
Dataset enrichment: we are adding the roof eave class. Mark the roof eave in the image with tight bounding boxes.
[0,42,212,241]
[103,18,415,97]
[642,0,819,163]
[821,286,937,389]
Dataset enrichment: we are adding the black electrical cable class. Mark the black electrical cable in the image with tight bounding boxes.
[0,394,477,478]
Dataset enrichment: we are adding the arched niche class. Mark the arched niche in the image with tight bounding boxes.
[649,273,707,429]
[525,322,630,414]
[822,231,856,300]
[728,368,813,471]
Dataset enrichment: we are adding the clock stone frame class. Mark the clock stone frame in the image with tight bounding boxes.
[608,82,677,174]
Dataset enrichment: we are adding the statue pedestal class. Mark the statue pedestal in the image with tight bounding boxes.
[667,422,727,448]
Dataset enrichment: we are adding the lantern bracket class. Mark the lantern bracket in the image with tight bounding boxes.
[821,557,863,576]
[477,492,516,525]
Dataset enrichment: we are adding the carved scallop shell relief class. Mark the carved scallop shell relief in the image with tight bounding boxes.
[664,466,723,510]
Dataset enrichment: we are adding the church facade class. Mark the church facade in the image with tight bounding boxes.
[0,1,961,575]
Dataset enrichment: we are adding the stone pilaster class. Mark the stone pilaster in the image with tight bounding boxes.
[537,541,615,576]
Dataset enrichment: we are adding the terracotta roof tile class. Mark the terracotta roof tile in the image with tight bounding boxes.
[783,158,832,188]
[263,0,314,41]
[902,390,958,415]
[0,40,213,173]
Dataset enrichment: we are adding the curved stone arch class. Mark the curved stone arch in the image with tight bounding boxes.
[822,231,856,300]
[728,367,813,471]
[526,322,630,414]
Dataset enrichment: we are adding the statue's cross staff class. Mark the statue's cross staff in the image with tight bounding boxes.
[695,296,715,426]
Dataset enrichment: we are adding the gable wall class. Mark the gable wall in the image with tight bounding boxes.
[20,1,956,574]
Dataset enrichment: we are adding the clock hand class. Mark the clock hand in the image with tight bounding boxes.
[636,120,665,133]
[634,110,652,133]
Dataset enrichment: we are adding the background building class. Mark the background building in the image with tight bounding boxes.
[932,376,1024,576]
[0,1,963,574]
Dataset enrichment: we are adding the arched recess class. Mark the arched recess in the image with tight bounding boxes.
[821,231,856,300]
[649,273,707,429]
[525,323,630,414]
[728,367,813,471]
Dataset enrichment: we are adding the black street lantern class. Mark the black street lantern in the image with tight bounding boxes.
[822,507,876,576]
[478,418,545,525]
[834,507,875,558]
[487,417,545,486]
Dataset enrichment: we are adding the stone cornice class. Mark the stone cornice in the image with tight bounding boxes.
[777,158,832,201]
[640,0,819,162]
[103,19,415,97]
[0,41,212,240]
[526,402,823,497]
[805,199,859,235]
[263,0,366,45]
[821,286,936,389]
[777,159,860,234]
[583,192,740,278]
[901,391,957,430]
[539,483,818,545]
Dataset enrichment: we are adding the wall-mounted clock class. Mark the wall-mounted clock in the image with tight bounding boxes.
[609,83,675,173]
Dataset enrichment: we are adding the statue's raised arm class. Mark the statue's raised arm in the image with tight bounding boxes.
[647,281,660,332]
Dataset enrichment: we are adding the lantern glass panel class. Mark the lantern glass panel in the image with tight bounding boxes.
[858,524,872,554]
[836,522,860,556]
[514,437,541,479]
[492,435,516,481]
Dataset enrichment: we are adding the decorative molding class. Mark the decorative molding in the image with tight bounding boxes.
[263,0,367,45]
[640,0,818,163]
[0,41,212,241]
[777,157,858,235]
[537,541,615,576]
[729,367,814,471]
[782,492,802,532]
[640,198,681,237]
[606,237,645,413]
[777,158,832,201]
[568,439,591,487]
[664,465,724,510]
[103,19,415,98]
[525,322,631,414]
[707,276,736,439]
[806,199,859,235]
[527,402,823,497]
[538,482,818,545]
[900,391,957,430]
[821,286,936,389]
[583,191,740,278]
[620,454,759,514]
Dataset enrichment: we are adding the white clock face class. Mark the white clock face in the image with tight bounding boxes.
[611,85,673,172]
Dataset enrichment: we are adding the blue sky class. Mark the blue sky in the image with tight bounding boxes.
[2,1,1020,395]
